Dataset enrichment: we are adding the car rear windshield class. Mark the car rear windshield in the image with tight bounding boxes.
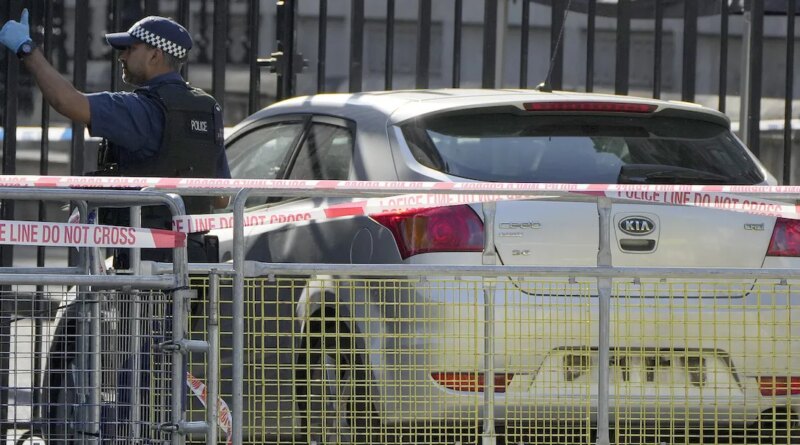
[400,112,764,184]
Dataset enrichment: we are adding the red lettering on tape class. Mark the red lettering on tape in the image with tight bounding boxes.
[150,228,185,248]
[269,212,312,224]
[34,177,59,187]
[324,202,367,218]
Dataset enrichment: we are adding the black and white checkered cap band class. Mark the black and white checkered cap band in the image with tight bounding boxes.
[130,25,188,59]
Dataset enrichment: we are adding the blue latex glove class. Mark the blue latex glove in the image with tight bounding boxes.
[0,9,30,53]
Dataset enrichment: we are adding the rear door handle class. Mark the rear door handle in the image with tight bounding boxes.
[619,238,656,252]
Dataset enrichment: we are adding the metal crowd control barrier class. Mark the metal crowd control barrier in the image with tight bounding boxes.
[0,188,219,445]
[2,183,800,445]
[166,186,800,445]
[174,262,800,445]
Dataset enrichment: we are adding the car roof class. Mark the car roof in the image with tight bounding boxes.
[236,88,729,131]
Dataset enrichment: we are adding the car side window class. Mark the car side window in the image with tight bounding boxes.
[226,122,305,179]
[287,123,353,180]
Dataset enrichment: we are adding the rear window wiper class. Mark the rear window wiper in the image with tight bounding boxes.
[617,164,730,184]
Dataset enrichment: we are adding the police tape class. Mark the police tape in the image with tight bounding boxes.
[0,220,186,248]
[3,175,800,246]
[171,189,800,234]
[171,192,526,233]
[606,190,800,219]
[186,372,232,444]
[7,174,800,195]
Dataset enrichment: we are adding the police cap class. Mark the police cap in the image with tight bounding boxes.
[105,16,192,59]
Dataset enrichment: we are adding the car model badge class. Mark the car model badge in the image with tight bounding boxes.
[499,222,541,230]
[618,216,655,236]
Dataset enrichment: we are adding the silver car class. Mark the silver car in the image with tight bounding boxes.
[212,89,798,444]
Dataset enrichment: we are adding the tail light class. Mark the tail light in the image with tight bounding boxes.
[757,376,800,396]
[766,218,800,256]
[431,372,514,393]
[371,205,484,259]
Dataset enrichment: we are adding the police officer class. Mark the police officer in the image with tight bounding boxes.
[0,10,230,263]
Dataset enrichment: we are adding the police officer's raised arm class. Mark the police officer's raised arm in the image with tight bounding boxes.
[0,9,91,125]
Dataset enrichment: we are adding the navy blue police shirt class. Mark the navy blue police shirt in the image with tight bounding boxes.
[86,71,231,178]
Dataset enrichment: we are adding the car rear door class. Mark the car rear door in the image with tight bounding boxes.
[493,200,775,270]
[493,199,776,296]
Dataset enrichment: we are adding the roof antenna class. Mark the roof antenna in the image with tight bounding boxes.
[537,0,574,92]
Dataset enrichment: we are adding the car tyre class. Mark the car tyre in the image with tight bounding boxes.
[750,408,799,445]
[14,429,48,445]
[296,314,380,444]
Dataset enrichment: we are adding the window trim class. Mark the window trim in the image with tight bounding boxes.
[225,114,357,207]
[224,114,311,180]
[283,115,357,180]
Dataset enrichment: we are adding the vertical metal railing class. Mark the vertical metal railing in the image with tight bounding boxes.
[247,0,261,114]
[109,1,122,92]
[89,286,103,440]
[520,0,531,89]
[614,0,630,95]
[272,0,298,101]
[682,0,698,103]
[212,0,228,111]
[35,0,54,269]
[348,0,365,93]
[66,0,89,271]
[652,0,663,99]
[744,1,764,157]
[1,0,20,272]
[416,0,432,89]
[177,0,190,81]
[549,0,566,90]
[585,0,596,92]
[231,189,249,445]
[316,0,327,94]
[384,0,395,90]
[177,299,199,442]
[70,0,88,178]
[595,196,613,445]
[31,0,54,413]
[0,0,21,426]
[130,206,143,438]
[144,0,159,17]
[481,0,498,88]
[718,1,729,112]
[452,0,462,88]
[481,202,498,445]
[207,270,221,445]
[784,1,796,185]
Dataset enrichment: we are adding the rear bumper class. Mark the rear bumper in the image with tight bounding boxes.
[377,373,783,427]
[356,281,800,428]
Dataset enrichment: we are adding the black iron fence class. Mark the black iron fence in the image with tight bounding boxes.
[0,0,799,266]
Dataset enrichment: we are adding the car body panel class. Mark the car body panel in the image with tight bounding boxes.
[317,278,800,426]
